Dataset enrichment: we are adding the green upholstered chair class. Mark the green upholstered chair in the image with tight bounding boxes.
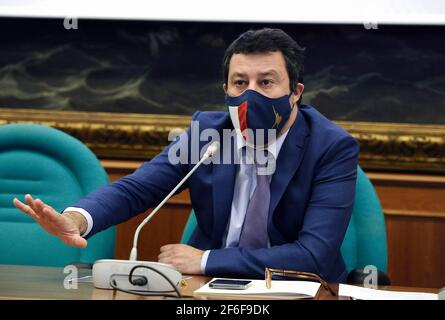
[0,124,115,267]
[341,166,388,274]
[180,166,390,283]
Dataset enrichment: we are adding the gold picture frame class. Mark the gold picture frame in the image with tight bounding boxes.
[1,107,445,173]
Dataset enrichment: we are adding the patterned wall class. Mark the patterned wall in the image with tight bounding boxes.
[0,18,444,124]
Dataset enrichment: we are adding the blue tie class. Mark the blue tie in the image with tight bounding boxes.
[238,161,271,249]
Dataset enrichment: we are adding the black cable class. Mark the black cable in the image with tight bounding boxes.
[109,265,182,298]
[109,278,180,298]
[129,265,182,297]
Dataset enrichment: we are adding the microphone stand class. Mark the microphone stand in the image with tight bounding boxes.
[91,142,220,294]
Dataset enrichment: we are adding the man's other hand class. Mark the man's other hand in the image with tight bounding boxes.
[158,244,203,274]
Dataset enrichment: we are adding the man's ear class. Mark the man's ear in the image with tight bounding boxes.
[223,83,228,94]
[292,83,305,105]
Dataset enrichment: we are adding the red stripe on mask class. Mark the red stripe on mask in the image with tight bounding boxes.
[238,100,248,132]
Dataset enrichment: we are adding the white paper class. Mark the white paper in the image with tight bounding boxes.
[339,284,438,300]
[194,278,321,299]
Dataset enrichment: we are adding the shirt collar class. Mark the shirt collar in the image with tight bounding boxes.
[235,129,290,161]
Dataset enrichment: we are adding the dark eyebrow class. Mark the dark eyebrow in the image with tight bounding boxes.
[229,69,280,80]
[258,69,280,78]
[230,72,248,79]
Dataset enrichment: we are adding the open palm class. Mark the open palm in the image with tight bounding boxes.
[13,194,87,248]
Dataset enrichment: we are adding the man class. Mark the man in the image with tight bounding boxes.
[13,28,359,282]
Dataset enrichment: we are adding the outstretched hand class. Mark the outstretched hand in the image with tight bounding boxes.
[13,194,87,248]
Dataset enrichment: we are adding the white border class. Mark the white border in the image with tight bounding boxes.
[0,0,444,25]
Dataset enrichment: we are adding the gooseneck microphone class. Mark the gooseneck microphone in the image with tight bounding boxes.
[92,141,220,295]
[129,141,220,261]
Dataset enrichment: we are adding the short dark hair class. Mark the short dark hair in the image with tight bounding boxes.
[222,28,305,93]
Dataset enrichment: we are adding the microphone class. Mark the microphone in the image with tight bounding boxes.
[129,141,220,260]
[92,141,220,294]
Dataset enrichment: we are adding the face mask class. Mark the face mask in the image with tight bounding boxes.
[226,89,293,148]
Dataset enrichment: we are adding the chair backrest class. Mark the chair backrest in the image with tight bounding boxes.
[340,166,388,272]
[180,166,388,272]
[0,124,115,267]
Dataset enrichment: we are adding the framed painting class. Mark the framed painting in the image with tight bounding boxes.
[1,18,444,172]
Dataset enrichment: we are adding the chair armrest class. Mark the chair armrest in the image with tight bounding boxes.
[347,268,391,286]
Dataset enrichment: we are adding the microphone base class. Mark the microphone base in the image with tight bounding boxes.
[92,259,182,292]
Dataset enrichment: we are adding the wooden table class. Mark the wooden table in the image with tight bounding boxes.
[0,265,438,300]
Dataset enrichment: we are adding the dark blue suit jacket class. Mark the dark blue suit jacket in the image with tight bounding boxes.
[74,104,359,282]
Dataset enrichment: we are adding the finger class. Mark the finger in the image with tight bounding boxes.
[25,194,41,215]
[34,200,59,225]
[159,244,175,252]
[41,206,64,225]
[158,256,173,265]
[35,199,56,216]
[63,235,88,248]
[13,198,40,220]
[158,251,171,260]
[24,194,34,203]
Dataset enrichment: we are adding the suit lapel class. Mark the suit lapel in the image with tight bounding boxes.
[267,111,310,243]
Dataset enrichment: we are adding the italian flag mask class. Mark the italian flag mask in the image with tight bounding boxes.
[226,89,292,148]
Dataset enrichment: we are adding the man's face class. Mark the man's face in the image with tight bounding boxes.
[224,51,302,105]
